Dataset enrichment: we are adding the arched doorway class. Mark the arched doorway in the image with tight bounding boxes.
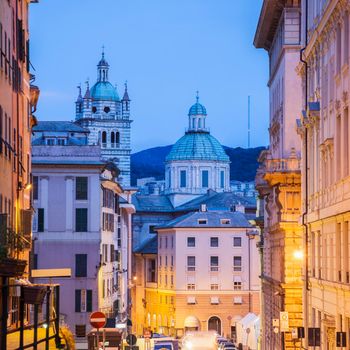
[208,316,221,334]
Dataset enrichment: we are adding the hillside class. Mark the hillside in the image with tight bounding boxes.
[131,145,265,186]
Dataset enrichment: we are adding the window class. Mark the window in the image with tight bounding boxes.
[76,177,88,200]
[234,282,242,291]
[210,256,219,271]
[147,259,156,282]
[220,170,225,188]
[234,296,242,304]
[171,255,174,266]
[75,325,86,338]
[233,237,242,247]
[102,131,107,145]
[75,208,88,232]
[116,132,120,144]
[92,106,97,113]
[75,289,92,312]
[210,237,219,247]
[187,284,196,291]
[187,256,196,271]
[57,138,65,145]
[210,284,219,290]
[201,170,209,188]
[159,237,162,249]
[221,219,231,225]
[37,208,44,232]
[149,225,156,234]
[198,219,207,225]
[233,256,242,271]
[104,106,110,113]
[33,176,38,200]
[187,237,195,247]
[180,170,186,188]
[75,254,87,277]
[165,237,168,249]
[46,138,55,145]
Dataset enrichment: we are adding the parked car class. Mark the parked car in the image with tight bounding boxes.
[219,342,236,350]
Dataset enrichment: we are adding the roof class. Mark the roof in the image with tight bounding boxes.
[156,210,252,229]
[31,137,87,146]
[90,81,120,101]
[134,235,158,254]
[175,190,256,211]
[33,121,89,133]
[166,132,229,162]
[32,159,105,166]
[132,194,174,212]
[188,102,207,116]
[254,0,284,50]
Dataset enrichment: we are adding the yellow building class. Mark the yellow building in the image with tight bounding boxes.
[298,0,350,348]
[254,1,304,349]
[132,209,261,347]
[0,0,39,348]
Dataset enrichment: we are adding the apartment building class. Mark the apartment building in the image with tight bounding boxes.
[254,1,304,349]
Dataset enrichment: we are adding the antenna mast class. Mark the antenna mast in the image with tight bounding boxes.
[248,95,251,148]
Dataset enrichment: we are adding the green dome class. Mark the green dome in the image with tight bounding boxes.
[166,132,229,162]
[189,102,207,116]
[90,81,119,101]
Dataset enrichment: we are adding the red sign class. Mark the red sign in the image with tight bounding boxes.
[90,311,106,329]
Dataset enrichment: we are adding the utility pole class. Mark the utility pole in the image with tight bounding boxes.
[248,95,251,148]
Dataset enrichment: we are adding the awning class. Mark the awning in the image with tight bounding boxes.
[184,315,200,328]
[187,296,196,304]
[210,296,219,304]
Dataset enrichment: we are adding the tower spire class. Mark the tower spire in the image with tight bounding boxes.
[196,90,199,103]
[97,49,109,82]
[122,80,130,101]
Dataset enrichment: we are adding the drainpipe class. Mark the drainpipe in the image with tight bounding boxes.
[300,0,309,348]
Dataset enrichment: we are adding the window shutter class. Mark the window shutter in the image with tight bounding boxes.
[75,290,81,312]
[75,254,87,277]
[37,208,44,232]
[86,290,92,312]
[76,177,88,200]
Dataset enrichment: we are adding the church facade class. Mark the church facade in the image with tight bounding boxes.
[75,52,132,187]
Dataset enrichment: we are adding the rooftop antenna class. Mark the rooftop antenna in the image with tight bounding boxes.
[248,95,251,148]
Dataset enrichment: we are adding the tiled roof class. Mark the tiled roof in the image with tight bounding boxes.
[157,210,252,229]
[134,236,158,254]
[166,132,230,162]
[33,121,89,133]
[132,194,174,212]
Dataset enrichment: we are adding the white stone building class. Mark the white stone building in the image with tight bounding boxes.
[75,52,132,187]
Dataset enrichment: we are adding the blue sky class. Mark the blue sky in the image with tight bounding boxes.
[30,0,269,152]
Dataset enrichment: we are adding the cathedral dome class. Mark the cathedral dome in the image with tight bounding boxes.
[90,81,120,101]
[166,132,229,162]
[188,102,207,116]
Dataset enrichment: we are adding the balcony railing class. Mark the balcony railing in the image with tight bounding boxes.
[264,157,301,173]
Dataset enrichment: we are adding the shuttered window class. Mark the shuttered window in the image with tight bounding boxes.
[75,208,87,232]
[75,254,87,277]
[37,208,44,232]
[33,176,38,200]
[76,177,88,200]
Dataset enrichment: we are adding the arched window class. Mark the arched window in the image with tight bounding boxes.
[92,106,97,113]
[208,316,221,334]
[102,131,107,147]
[116,132,120,144]
[111,132,115,146]
[104,106,110,113]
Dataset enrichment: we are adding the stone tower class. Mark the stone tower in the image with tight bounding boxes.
[75,52,132,186]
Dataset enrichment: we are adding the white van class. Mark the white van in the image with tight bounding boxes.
[180,331,218,350]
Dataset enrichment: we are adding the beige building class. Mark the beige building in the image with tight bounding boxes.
[133,209,260,346]
[298,0,350,348]
[254,1,304,349]
[0,0,39,348]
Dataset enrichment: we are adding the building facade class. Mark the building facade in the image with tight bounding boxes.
[254,1,304,349]
[31,122,135,342]
[133,210,260,344]
[0,0,39,348]
[299,0,350,348]
[75,53,132,187]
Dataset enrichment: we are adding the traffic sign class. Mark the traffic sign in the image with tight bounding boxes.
[280,311,289,332]
[126,334,137,346]
[90,311,106,329]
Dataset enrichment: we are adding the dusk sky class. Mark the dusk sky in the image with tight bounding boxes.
[30,0,269,152]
